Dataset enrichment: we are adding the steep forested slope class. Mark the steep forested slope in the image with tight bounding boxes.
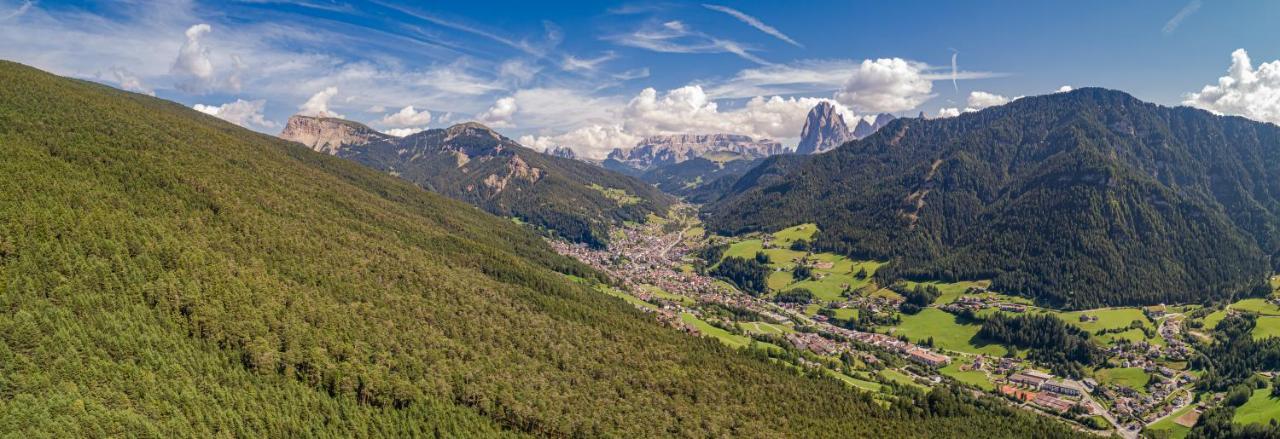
[708,89,1280,308]
[0,61,1076,437]
[284,117,674,248]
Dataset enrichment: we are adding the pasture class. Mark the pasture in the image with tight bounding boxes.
[888,308,1006,356]
[1093,367,1150,391]
[1234,383,1280,426]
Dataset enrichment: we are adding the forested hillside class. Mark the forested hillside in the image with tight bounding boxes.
[708,88,1280,308]
[0,61,1076,437]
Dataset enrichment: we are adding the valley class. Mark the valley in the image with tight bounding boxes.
[554,209,1280,438]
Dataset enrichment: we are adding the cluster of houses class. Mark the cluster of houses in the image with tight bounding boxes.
[844,331,951,367]
[940,295,1026,314]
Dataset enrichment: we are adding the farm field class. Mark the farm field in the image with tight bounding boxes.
[1232,298,1280,315]
[831,308,858,321]
[886,308,1006,356]
[719,226,885,301]
[641,284,695,305]
[826,370,883,392]
[1093,367,1151,391]
[879,369,923,389]
[1234,383,1280,426]
[772,223,818,245]
[1146,403,1196,439]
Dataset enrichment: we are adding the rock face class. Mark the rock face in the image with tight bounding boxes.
[607,134,784,171]
[546,146,577,160]
[795,105,897,155]
[796,102,853,154]
[279,115,393,155]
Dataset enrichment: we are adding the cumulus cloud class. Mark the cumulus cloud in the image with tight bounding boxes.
[1184,49,1280,125]
[834,58,934,113]
[298,86,342,118]
[377,105,432,127]
[937,108,961,118]
[1057,85,1074,93]
[193,99,277,129]
[385,127,427,137]
[476,96,518,127]
[966,91,1009,110]
[515,85,858,158]
[171,23,215,92]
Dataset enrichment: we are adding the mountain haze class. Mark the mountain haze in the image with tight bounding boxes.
[708,88,1280,308]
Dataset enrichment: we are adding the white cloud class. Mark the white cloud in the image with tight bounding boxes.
[1,0,31,21]
[835,58,934,113]
[1057,85,1074,93]
[476,96,518,127]
[498,59,539,85]
[607,19,771,65]
[520,125,640,157]
[702,4,802,48]
[110,67,154,96]
[562,51,618,72]
[613,67,650,81]
[1184,49,1280,125]
[377,105,432,127]
[385,127,427,137]
[937,108,961,118]
[966,91,1009,110]
[298,86,342,118]
[1163,0,1202,35]
[171,23,215,92]
[193,99,277,129]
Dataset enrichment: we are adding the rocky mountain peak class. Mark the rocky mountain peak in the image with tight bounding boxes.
[607,133,785,171]
[279,115,392,155]
[796,101,852,154]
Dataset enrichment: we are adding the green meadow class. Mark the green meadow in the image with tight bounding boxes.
[940,361,997,391]
[1234,383,1280,426]
[1145,403,1196,439]
[887,308,1006,356]
[1093,367,1151,391]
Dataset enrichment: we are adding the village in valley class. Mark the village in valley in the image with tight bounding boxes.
[550,204,1280,439]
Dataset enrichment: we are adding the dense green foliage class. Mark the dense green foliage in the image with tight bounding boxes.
[1191,314,1280,391]
[707,88,1280,308]
[711,256,771,296]
[0,61,1089,437]
[334,122,674,248]
[977,314,1099,378]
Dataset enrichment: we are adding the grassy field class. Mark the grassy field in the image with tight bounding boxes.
[1146,403,1196,439]
[641,284,695,305]
[1253,316,1280,340]
[596,284,658,310]
[826,370,884,392]
[1204,309,1230,329]
[888,308,1007,356]
[832,308,859,321]
[1093,367,1151,391]
[681,313,783,352]
[1232,298,1280,315]
[1234,383,1280,426]
[940,361,996,391]
[903,280,991,305]
[1096,328,1161,346]
[1058,308,1151,333]
[723,235,886,301]
[738,321,795,335]
[772,223,818,245]
[879,369,923,389]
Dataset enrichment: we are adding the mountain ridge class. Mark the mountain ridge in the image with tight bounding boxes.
[707,87,1280,308]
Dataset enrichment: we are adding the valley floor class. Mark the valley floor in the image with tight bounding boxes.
[550,208,1280,439]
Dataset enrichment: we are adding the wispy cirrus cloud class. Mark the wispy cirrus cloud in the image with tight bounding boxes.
[1162,0,1201,35]
[702,4,802,48]
[607,19,772,66]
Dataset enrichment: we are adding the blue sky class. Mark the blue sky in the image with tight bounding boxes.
[2,0,1278,157]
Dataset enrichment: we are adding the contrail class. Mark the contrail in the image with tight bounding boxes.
[950,50,959,93]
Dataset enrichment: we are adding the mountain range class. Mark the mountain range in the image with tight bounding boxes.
[280,116,673,248]
[0,59,1080,438]
[708,88,1280,309]
[604,133,785,173]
